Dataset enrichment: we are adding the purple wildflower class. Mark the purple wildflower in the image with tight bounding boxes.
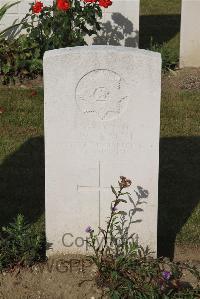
[112,206,118,212]
[162,271,171,280]
[85,226,93,233]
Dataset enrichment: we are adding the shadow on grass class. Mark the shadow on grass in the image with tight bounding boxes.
[158,137,200,258]
[0,136,199,259]
[140,14,181,48]
[0,137,44,227]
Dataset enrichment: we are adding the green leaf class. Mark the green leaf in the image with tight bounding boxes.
[0,1,20,22]
[117,211,127,216]
[111,290,121,299]
[118,199,127,203]
[111,185,117,197]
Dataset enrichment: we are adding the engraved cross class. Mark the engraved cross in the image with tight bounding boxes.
[77,161,119,226]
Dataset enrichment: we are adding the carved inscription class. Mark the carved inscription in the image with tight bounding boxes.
[75,69,128,121]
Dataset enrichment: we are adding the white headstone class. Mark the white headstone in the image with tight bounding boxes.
[44,46,161,256]
[180,0,200,67]
[85,0,140,47]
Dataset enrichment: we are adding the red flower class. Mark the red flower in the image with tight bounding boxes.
[98,0,112,8]
[57,0,70,11]
[30,90,37,97]
[32,1,43,13]
[0,107,5,114]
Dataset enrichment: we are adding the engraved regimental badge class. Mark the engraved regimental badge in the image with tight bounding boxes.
[76,69,128,121]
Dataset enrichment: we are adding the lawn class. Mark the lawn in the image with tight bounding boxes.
[0,76,200,258]
[159,86,200,256]
[140,0,181,68]
[0,88,45,233]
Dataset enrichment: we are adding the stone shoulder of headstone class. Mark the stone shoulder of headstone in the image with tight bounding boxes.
[44,45,160,60]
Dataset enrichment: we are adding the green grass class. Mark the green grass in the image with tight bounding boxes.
[140,0,181,68]
[139,5,199,254]
[161,90,200,137]
[159,89,200,256]
[0,85,200,258]
[0,88,43,159]
[0,88,44,232]
[140,0,181,15]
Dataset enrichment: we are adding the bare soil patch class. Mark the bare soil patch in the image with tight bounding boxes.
[0,247,199,299]
[162,67,200,92]
[0,255,103,299]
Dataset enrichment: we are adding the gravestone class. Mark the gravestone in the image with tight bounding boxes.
[85,0,140,47]
[44,46,161,256]
[180,0,200,67]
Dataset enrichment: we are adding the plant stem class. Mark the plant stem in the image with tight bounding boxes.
[100,187,123,259]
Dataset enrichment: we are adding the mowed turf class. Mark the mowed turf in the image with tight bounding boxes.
[140,0,181,66]
[140,0,181,15]
[0,82,200,258]
[159,87,200,256]
[0,88,44,232]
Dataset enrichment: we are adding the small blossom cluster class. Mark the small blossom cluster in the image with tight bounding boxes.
[162,271,171,281]
[32,0,43,13]
[158,271,173,292]
[32,0,112,14]
[84,0,112,8]
[118,176,132,189]
[57,0,71,10]
[32,0,70,13]
[85,225,93,233]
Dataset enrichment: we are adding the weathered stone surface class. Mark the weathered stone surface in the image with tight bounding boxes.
[44,46,161,256]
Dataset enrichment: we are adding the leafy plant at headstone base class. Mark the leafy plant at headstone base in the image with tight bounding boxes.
[0,1,43,84]
[86,176,200,298]
[0,0,111,84]
[0,214,45,271]
[21,0,112,58]
[0,2,20,83]
[149,38,179,71]
[0,35,42,84]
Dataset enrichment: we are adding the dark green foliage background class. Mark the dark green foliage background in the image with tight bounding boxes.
[0,0,102,84]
